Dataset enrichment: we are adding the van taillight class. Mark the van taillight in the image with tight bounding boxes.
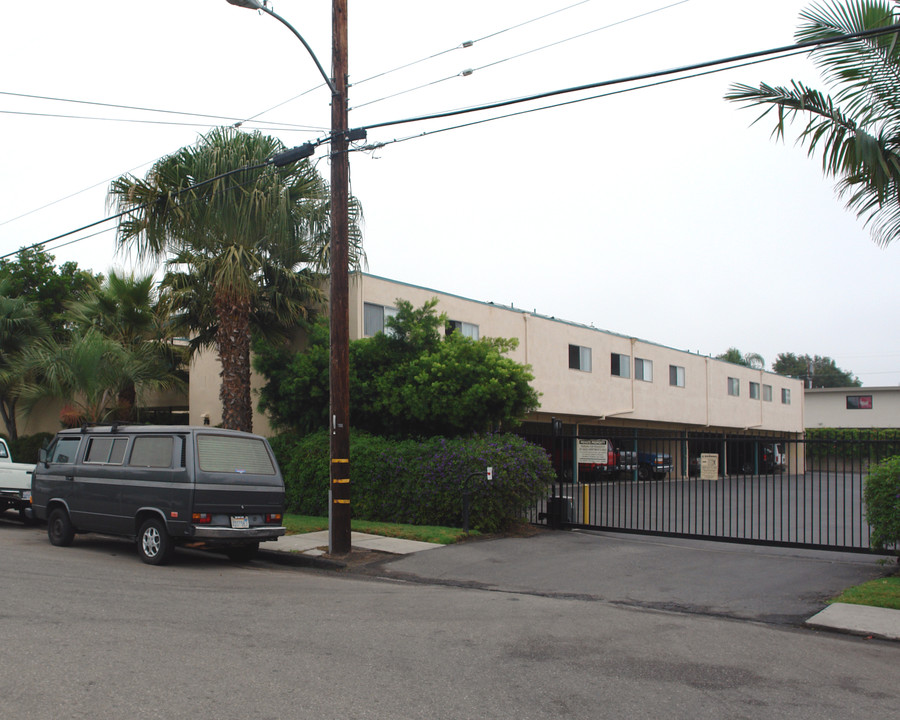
[192,513,212,524]
[266,513,282,523]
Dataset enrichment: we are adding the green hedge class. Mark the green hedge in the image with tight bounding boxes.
[806,428,900,460]
[0,433,54,464]
[270,430,555,533]
[863,455,900,551]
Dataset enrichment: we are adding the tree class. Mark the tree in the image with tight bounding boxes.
[17,329,178,426]
[772,352,861,387]
[726,1,900,247]
[67,270,186,420]
[0,278,48,439]
[108,127,363,432]
[0,247,97,338]
[716,347,765,369]
[255,299,541,438]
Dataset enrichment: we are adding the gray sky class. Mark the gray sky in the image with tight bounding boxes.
[1,0,897,385]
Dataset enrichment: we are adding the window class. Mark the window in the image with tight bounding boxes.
[569,344,592,372]
[781,388,791,405]
[847,395,873,410]
[363,302,398,336]
[197,435,276,475]
[727,377,740,397]
[749,382,760,400]
[48,437,81,464]
[634,358,653,382]
[669,365,685,388]
[763,384,773,402]
[611,353,630,378]
[85,437,128,464]
[446,319,479,340]
[129,436,175,468]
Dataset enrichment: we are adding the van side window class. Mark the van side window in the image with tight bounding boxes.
[49,437,81,464]
[129,436,174,468]
[85,437,129,464]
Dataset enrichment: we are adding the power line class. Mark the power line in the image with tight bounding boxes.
[0,89,325,133]
[351,1,691,111]
[357,21,900,133]
[9,20,899,262]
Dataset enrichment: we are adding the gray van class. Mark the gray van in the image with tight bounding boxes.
[31,425,286,565]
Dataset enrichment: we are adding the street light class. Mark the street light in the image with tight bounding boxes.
[228,0,352,556]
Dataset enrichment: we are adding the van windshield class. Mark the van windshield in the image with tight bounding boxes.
[196,435,276,475]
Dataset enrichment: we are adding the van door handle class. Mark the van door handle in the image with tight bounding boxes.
[65,476,74,482]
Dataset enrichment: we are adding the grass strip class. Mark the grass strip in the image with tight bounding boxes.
[830,575,900,611]
[283,514,476,545]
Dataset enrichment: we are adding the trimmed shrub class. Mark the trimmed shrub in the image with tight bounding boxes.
[1,433,54,464]
[864,455,900,551]
[270,430,554,533]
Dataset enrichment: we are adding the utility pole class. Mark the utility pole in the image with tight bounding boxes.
[329,0,351,555]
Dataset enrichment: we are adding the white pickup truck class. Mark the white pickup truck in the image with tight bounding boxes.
[0,437,36,522]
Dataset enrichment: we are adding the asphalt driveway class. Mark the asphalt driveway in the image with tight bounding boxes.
[380,529,896,625]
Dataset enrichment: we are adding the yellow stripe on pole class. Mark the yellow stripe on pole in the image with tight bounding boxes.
[332,458,349,463]
[583,483,590,525]
[333,499,350,505]
[332,479,350,484]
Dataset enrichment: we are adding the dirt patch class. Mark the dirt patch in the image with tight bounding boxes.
[317,546,397,569]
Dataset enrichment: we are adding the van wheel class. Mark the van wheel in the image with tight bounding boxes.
[137,518,174,565]
[226,543,259,562]
[48,508,75,546]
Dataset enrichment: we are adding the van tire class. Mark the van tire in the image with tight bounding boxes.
[137,518,174,565]
[48,508,75,547]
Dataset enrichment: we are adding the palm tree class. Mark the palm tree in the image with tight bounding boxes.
[716,347,765,369]
[108,127,363,432]
[67,270,186,420]
[17,329,178,426]
[0,278,48,439]
[725,0,900,247]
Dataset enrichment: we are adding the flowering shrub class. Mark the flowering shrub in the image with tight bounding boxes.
[864,455,900,551]
[270,430,554,533]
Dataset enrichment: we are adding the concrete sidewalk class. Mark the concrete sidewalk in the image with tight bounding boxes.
[260,530,442,558]
[806,602,900,641]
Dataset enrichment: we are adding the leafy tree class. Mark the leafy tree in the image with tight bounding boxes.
[726,1,900,247]
[67,270,186,420]
[772,352,861,387]
[716,347,765,369]
[255,299,541,438]
[0,277,48,439]
[108,127,362,432]
[0,247,97,338]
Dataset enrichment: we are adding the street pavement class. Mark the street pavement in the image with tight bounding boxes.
[261,527,900,641]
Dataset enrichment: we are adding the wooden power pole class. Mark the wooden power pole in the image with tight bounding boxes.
[329,0,351,555]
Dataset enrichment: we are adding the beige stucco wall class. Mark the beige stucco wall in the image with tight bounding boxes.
[805,387,900,429]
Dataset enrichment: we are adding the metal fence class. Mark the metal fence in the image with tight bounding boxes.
[521,428,898,554]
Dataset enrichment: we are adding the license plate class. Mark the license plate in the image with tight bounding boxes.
[231,516,249,529]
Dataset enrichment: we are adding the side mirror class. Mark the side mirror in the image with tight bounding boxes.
[39,448,48,467]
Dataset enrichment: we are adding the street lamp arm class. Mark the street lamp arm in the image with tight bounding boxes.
[226,0,337,95]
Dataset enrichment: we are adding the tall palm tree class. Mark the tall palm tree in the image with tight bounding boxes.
[67,270,185,420]
[0,278,48,439]
[108,127,363,432]
[725,0,900,247]
[716,347,766,369]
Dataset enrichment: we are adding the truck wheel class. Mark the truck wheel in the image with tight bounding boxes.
[225,543,259,562]
[137,518,174,566]
[47,508,75,547]
[638,465,651,481]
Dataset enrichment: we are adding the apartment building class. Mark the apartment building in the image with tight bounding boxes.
[351,274,804,439]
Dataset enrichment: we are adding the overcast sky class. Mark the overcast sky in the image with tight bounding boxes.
[1,0,897,386]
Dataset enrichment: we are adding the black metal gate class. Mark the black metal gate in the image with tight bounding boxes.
[523,428,896,554]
